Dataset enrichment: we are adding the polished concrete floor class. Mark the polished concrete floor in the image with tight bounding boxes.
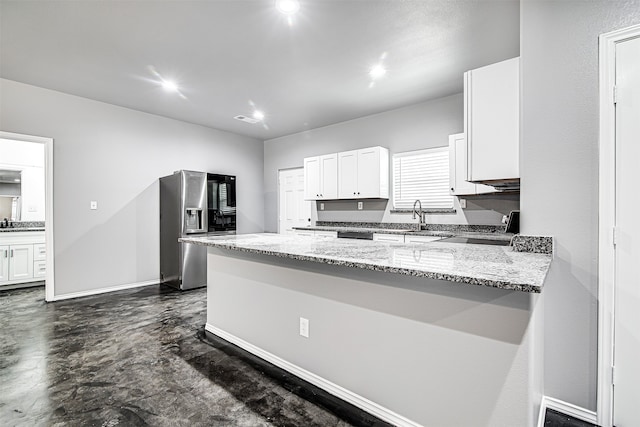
[0,285,379,426]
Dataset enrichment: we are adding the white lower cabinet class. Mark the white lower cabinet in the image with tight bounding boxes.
[293,229,337,239]
[0,246,9,282]
[8,244,34,281]
[0,232,45,286]
[404,235,442,243]
[372,233,405,243]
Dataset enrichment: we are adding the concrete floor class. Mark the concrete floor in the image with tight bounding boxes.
[0,285,380,426]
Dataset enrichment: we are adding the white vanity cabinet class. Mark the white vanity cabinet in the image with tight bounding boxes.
[337,146,389,199]
[449,133,495,196]
[304,154,338,200]
[464,57,520,185]
[0,231,45,286]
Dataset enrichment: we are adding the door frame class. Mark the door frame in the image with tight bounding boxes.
[597,23,640,427]
[0,131,55,302]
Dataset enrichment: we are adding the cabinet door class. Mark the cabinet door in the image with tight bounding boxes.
[338,150,358,198]
[449,134,477,196]
[466,57,519,182]
[303,156,321,200]
[356,148,381,198]
[9,244,34,281]
[320,154,338,199]
[0,246,9,283]
[449,134,495,196]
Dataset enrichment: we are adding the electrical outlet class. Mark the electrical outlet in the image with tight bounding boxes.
[320,203,325,211]
[90,201,98,210]
[357,201,363,210]
[299,317,309,338]
[459,199,467,209]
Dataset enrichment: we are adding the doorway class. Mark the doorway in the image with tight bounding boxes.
[278,168,311,234]
[598,24,640,427]
[0,131,54,301]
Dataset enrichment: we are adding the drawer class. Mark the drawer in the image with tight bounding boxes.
[404,235,442,244]
[294,230,314,237]
[33,260,46,278]
[314,230,337,238]
[33,243,46,261]
[372,233,405,243]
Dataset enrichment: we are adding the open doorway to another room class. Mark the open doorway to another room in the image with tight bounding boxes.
[0,131,54,301]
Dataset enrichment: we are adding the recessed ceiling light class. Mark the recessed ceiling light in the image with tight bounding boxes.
[276,0,300,15]
[369,64,387,80]
[252,110,265,121]
[162,80,179,92]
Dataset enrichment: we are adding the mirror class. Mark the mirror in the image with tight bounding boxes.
[0,169,22,221]
[0,138,45,222]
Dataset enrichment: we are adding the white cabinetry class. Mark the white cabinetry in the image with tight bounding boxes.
[304,154,338,200]
[0,246,8,282]
[8,244,34,281]
[338,146,389,199]
[293,229,337,238]
[404,235,442,243]
[0,231,45,286]
[464,57,519,185]
[372,233,404,243]
[449,133,495,196]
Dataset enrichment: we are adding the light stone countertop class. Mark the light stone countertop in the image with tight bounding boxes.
[0,227,45,232]
[293,225,513,241]
[181,233,551,293]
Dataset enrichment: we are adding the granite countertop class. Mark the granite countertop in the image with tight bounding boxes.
[293,226,513,241]
[181,233,551,293]
[0,227,45,232]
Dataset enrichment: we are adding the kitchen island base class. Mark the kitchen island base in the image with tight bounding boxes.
[205,247,543,427]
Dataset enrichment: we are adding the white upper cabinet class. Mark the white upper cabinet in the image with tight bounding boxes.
[449,133,495,196]
[304,153,338,200]
[464,57,520,186]
[338,146,389,199]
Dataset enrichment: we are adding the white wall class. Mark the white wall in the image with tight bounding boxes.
[207,249,540,427]
[521,0,640,411]
[0,78,264,297]
[263,94,519,232]
[0,138,45,220]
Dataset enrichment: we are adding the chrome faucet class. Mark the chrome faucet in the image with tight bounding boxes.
[412,200,425,228]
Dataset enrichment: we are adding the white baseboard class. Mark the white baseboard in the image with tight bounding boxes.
[205,323,422,427]
[52,279,159,301]
[538,396,598,427]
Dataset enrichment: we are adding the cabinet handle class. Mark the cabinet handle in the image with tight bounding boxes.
[353,192,356,195]
[10,249,13,258]
[357,192,360,195]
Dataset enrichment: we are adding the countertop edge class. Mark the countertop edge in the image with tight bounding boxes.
[181,237,544,293]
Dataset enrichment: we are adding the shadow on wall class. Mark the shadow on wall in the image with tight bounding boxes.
[218,249,534,345]
[55,181,160,296]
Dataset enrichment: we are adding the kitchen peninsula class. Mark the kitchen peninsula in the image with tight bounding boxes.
[182,233,552,426]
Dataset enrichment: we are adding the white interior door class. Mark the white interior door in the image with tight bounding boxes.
[613,35,640,427]
[279,168,311,234]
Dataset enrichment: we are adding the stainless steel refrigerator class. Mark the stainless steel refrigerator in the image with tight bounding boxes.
[159,170,236,290]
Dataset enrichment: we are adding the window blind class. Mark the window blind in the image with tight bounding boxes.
[392,147,453,209]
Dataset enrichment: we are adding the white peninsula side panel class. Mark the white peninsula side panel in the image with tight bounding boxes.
[205,248,541,427]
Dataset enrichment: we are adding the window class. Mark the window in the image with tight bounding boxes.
[392,147,453,209]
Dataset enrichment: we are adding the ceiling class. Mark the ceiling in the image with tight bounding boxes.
[0,0,520,140]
